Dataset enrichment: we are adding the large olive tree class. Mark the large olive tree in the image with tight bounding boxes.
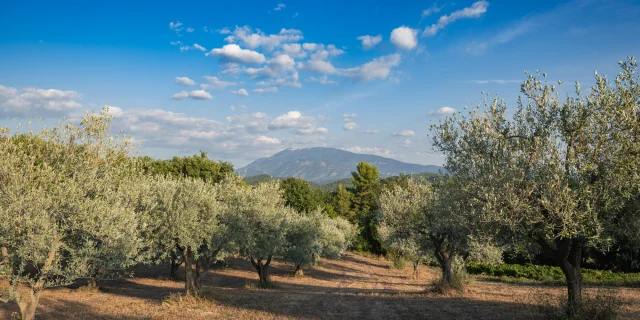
[139,176,221,296]
[432,58,640,312]
[220,180,292,286]
[0,109,143,320]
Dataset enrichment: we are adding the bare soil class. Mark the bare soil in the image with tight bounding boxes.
[2,252,639,319]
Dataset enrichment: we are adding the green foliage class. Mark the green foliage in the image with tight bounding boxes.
[243,174,276,185]
[0,107,143,319]
[432,58,640,308]
[351,162,382,253]
[280,177,320,213]
[467,263,640,286]
[140,150,234,183]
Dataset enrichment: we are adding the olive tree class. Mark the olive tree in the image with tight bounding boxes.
[379,178,478,284]
[220,180,292,286]
[378,181,432,278]
[139,176,221,296]
[432,58,640,312]
[282,208,356,276]
[0,109,143,320]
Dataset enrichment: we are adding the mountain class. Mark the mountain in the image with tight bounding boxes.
[237,147,444,184]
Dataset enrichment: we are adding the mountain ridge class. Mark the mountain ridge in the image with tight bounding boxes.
[237,147,443,184]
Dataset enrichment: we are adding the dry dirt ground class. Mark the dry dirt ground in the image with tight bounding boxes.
[1,252,639,319]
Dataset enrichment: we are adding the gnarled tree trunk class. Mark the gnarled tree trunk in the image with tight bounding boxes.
[431,236,453,284]
[294,264,304,277]
[251,255,272,286]
[15,285,41,320]
[411,260,420,279]
[184,247,198,295]
[539,237,584,317]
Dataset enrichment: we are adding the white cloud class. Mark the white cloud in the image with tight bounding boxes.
[220,63,242,77]
[299,59,337,74]
[244,53,296,79]
[203,76,237,89]
[256,135,281,145]
[364,130,379,134]
[273,3,286,11]
[218,27,232,34]
[225,26,303,51]
[229,105,248,111]
[188,90,213,100]
[428,106,456,117]
[390,26,418,50]
[402,139,411,147]
[306,75,338,85]
[302,43,320,51]
[344,146,392,157]
[170,91,189,100]
[282,43,307,58]
[169,21,183,33]
[268,111,326,135]
[422,4,442,17]
[392,129,415,137]
[231,88,249,96]
[343,122,358,131]
[170,41,183,46]
[343,113,357,121]
[206,44,266,64]
[341,53,401,81]
[357,34,383,50]
[253,87,278,93]
[175,77,196,86]
[186,27,194,33]
[466,18,534,54]
[0,85,83,117]
[423,0,489,36]
[179,43,207,52]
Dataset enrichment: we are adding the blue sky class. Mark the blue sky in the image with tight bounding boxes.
[1,0,639,167]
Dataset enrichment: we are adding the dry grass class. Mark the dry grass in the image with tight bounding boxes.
[1,253,639,319]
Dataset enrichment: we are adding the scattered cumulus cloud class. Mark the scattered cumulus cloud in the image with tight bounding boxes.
[428,106,456,117]
[203,76,237,89]
[273,3,286,11]
[186,27,194,33]
[169,21,184,34]
[253,87,278,93]
[0,85,83,117]
[344,146,392,157]
[306,75,338,85]
[402,139,411,147]
[390,27,418,50]
[357,34,383,50]
[180,43,207,52]
[423,1,489,36]
[342,113,357,121]
[392,129,415,137]
[268,111,327,135]
[364,130,379,134]
[175,77,196,86]
[231,88,249,96]
[224,26,303,51]
[206,44,266,64]
[343,122,358,131]
[189,90,213,100]
[422,4,443,17]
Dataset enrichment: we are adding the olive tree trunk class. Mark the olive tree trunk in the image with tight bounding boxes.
[250,256,272,286]
[431,236,453,284]
[411,260,420,279]
[539,237,584,316]
[294,264,304,277]
[15,285,41,320]
[184,247,198,295]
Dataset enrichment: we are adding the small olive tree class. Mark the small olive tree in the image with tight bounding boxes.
[0,109,143,320]
[379,179,478,284]
[432,58,640,312]
[220,180,292,286]
[139,176,221,296]
[283,208,356,276]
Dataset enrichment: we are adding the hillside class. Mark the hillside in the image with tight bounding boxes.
[237,147,444,184]
[317,171,441,192]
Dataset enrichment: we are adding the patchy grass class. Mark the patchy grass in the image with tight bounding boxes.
[1,253,640,319]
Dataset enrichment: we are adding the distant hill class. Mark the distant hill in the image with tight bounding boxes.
[237,147,444,184]
[242,174,277,185]
[317,171,441,192]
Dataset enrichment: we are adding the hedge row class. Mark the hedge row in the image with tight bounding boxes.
[466,262,640,286]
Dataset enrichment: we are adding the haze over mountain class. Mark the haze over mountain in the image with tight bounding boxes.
[237,147,443,184]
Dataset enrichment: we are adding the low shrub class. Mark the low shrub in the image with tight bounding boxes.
[467,262,640,286]
[536,289,620,320]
